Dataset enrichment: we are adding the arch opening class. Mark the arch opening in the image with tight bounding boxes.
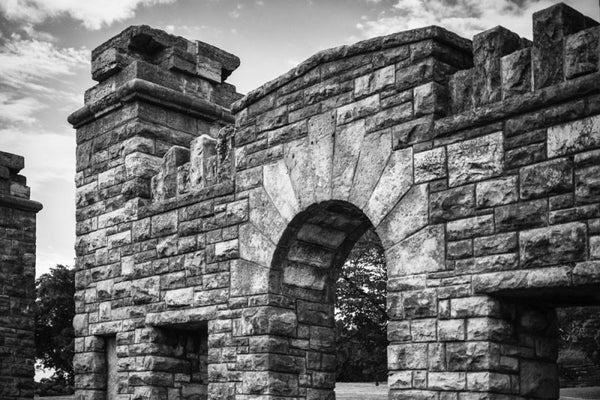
[270,200,389,398]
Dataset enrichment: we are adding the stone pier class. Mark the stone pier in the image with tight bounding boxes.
[0,151,42,400]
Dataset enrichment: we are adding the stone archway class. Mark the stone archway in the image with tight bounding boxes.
[70,4,600,400]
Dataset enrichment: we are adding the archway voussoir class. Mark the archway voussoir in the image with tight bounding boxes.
[365,147,414,226]
[263,159,300,221]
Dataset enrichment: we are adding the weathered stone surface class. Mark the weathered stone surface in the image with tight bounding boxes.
[332,120,365,200]
[476,176,518,208]
[520,222,587,267]
[472,26,521,106]
[520,158,573,200]
[239,222,275,267]
[446,214,494,241]
[365,147,413,225]
[69,12,600,400]
[349,129,392,208]
[387,225,445,276]
[565,27,599,79]
[501,48,531,99]
[230,259,269,296]
[263,159,300,221]
[474,233,518,256]
[430,185,474,223]
[495,199,547,232]
[575,157,600,204]
[414,147,446,183]
[308,111,335,202]
[447,132,504,187]
[548,115,600,157]
[534,5,583,86]
[376,184,428,247]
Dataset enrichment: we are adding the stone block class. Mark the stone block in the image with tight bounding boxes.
[495,199,547,232]
[446,342,497,371]
[387,225,445,276]
[473,232,518,256]
[547,113,600,157]
[388,343,428,370]
[164,287,193,307]
[455,253,518,274]
[533,3,587,88]
[402,289,437,318]
[411,318,437,342]
[414,147,446,183]
[476,176,518,208]
[430,185,474,223]
[337,94,379,125]
[501,48,531,99]
[428,372,466,390]
[520,222,586,267]
[438,319,465,341]
[230,259,269,297]
[575,161,600,204]
[472,266,572,293]
[450,296,501,318]
[519,158,573,200]
[414,82,447,117]
[472,26,521,106]
[447,132,504,187]
[392,116,435,149]
[449,69,473,113]
[565,27,600,79]
[446,214,494,241]
[573,261,600,285]
[354,65,395,97]
[332,120,366,201]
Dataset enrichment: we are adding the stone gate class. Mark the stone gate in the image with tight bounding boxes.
[69,3,600,399]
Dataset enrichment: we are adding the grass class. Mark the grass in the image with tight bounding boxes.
[35,384,600,400]
[335,383,600,400]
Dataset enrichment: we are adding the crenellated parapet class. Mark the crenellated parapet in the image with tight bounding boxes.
[150,126,235,202]
[448,3,599,113]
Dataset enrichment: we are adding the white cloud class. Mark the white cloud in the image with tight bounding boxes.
[0,93,43,124]
[0,34,88,124]
[0,0,177,30]
[0,34,88,90]
[356,0,597,40]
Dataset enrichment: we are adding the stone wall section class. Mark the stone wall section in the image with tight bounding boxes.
[69,3,600,400]
[0,151,42,400]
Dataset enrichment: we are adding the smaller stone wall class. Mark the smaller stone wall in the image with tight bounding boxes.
[0,151,42,400]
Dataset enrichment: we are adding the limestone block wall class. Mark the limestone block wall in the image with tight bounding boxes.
[70,3,600,400]
[0,151,42,400]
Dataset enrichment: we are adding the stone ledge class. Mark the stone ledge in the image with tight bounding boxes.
[232,25,472,113]
[435,71,600,137]
[68,78,234,128]
[0,193,43,213]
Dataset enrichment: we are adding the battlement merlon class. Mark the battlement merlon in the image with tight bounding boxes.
[0,151,42,213]
[91,25,240,83]
[68,25,242,129]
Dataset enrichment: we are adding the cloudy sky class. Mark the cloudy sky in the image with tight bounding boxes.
[0,0,598,277]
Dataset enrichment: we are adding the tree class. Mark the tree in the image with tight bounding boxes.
[35,264,75,394]
[335,229,388,382]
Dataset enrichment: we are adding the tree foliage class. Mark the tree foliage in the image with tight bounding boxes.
[335,229,387,382]
[35,264,75,390]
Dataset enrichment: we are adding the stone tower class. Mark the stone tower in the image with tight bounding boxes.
[70,4,600,399]
[0,151,42,400]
